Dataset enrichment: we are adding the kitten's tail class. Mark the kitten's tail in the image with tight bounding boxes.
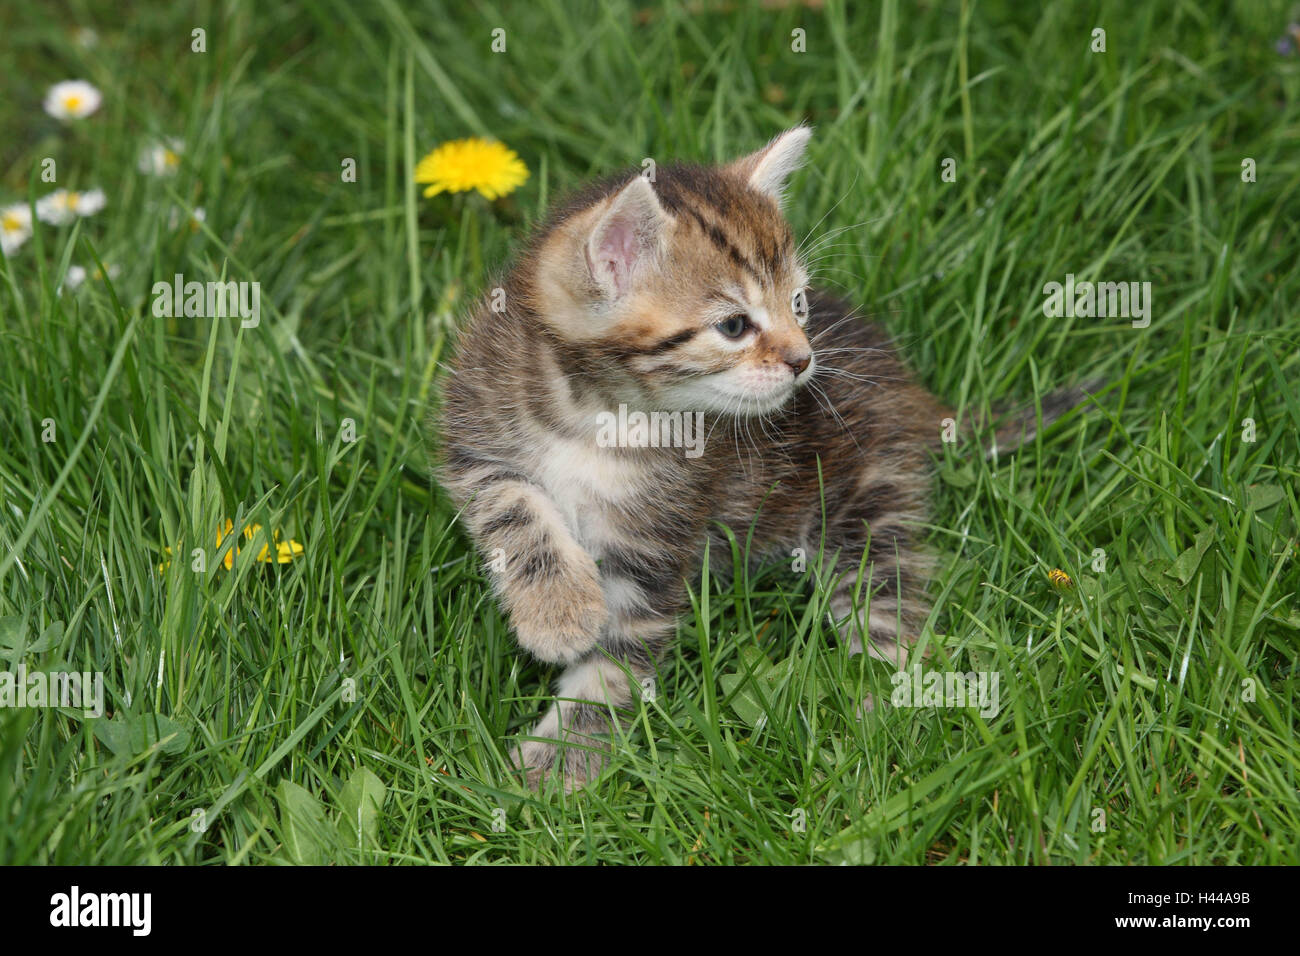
[966,378,1103,458]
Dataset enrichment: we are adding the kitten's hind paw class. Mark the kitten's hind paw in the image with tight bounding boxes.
[829,603,932,668]
[509,735,610,793]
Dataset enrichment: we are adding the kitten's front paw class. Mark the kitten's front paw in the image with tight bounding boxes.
[505,560,607,664]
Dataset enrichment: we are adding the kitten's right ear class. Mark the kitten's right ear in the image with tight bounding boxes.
[584,176,668,299]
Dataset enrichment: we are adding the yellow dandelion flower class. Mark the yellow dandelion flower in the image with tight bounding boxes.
[216,521,305,568]
[158,520,304,572]
[414,138,529,200]
[1048,568,1073,591]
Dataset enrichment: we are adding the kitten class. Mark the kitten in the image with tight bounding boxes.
[437,127,1090,789]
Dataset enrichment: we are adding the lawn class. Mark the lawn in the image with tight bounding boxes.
[1,0,1297,865]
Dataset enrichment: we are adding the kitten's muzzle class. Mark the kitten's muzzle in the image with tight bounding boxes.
[783,350,812,377]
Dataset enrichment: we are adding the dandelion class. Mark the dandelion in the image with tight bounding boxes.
[1048,568,1073,592]
[158,520,305,572]
[216,521,303,569]
[1,204,32,255]
[35,188,106,225]
[414,138,529,200]
[44,80,102,121]
[138,139,183,176]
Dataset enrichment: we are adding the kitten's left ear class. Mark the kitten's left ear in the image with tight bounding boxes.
[727,125,813,205]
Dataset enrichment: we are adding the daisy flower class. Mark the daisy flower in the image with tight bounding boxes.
[1,204,33,255]
[44,80,102,121]
[168,205,206,231]
[414,138,529,200]
[73,188,106,216]
[138,139,183,176]
[62,263,119,292]
[35,188,106,225]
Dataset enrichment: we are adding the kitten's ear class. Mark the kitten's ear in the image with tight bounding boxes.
[584,176,668,299]
[727,125,813,205]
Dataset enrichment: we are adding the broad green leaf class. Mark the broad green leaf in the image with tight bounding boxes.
[92,713,190,756]
[278,780,330,866]
[942,463,975,488]
[719,656,790,728]
[1245,484,1285,512]
[822,837,877,865]
[0,617,61,662]
[1166,527,1215,587]
[1137,558,1172,592]
[337,767,386,847]
[719,673,767,727]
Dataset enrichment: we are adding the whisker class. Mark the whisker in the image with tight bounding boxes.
[806,380,863,453]
[796,171,862,258]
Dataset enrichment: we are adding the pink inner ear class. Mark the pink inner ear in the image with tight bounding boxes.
[592,215,638,297]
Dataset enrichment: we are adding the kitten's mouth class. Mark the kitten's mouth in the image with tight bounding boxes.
[657,363,812,417]
[740,387,798,416]
[736,360,814,414]
[717,378,802,417]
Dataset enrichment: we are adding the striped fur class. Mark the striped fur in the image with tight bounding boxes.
[436,128,1086,789]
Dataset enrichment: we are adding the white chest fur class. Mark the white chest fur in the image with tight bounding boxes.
[531,436,647,554]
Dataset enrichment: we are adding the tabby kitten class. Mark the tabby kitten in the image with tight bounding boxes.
[438,127,1084,789]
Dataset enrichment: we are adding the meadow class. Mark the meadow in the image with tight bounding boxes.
[1,0,1297,864]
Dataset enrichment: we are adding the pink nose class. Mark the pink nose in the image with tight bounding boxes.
[784,351,811,376]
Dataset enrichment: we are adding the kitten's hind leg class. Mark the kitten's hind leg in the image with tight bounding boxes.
[510,653,635,791]
[510,619,668,791]
[827,542,934,667]
[829,581,931,666]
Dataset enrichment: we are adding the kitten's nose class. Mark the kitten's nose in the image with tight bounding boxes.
[784,351,812,377]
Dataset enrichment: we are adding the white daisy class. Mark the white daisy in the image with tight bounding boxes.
[72,188,106,216]
[36,188,106,225]
[44,80,102,121]
[61,263,119,295]
[138,139,183,176]
[1,204,33,256]
[169,205,206,230]
[36,191,75,225]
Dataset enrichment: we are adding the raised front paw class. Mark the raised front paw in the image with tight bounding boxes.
[502,554,607,664]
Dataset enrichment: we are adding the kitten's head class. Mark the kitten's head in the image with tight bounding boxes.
[532,127,816,417]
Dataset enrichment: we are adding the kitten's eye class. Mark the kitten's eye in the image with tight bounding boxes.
[791,287,809,325]
[717,314,749,339]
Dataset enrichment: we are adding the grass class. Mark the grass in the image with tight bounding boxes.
[1,0,1297,865]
